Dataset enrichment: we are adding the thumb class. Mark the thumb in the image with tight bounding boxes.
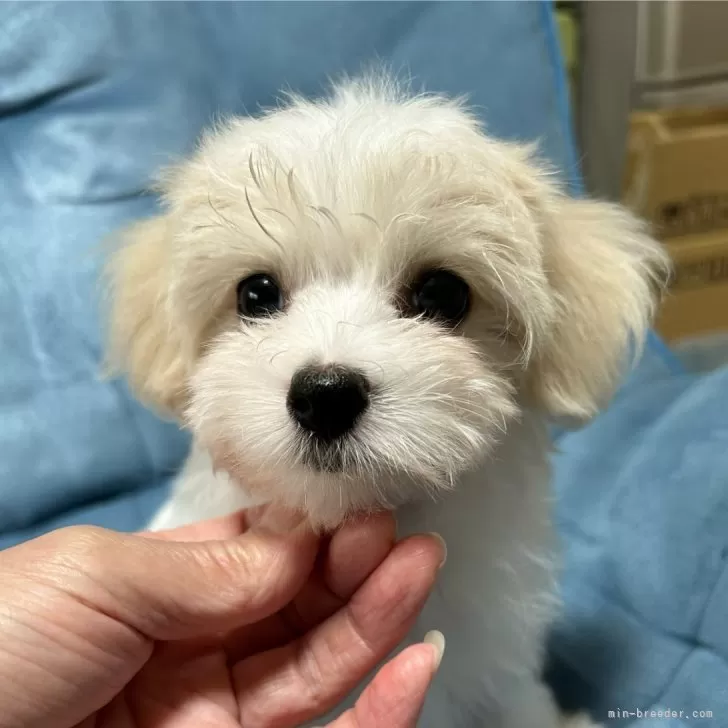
[12,509,319,641]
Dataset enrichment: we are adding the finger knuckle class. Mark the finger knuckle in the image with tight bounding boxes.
[49,525,115,566]
[297,643,329,710]
[195,539,270,603]
[27,526,120,589]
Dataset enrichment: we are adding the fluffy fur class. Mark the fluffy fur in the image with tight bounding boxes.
[107,77,669,727]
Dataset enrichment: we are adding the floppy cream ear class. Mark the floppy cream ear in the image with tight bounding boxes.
[530,197,670,421]
[106,216,189,416]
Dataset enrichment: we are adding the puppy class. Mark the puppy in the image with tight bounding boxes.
[107,77,669,727]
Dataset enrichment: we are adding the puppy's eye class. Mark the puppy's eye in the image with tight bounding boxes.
[410,269,470,325]
[236,274,284,318]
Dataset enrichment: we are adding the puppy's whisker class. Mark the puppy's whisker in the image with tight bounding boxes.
[302,209,324,232]
[247,151,263,191]
[286,167,306,210]
[267,349,289,367]
[262,207,295,229]
[245,187,284,250]
[207,191,246,238]
[352,211,381,233]
[382,211,430,240]
[310,205,344,237]
[357,359,388,382]
[254,335,275,353]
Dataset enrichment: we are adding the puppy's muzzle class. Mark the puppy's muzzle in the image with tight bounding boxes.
[287,364,370,441]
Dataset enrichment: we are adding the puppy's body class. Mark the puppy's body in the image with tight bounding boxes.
[110,78,668,727]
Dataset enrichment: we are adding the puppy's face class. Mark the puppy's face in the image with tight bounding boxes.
[109,81,669,527]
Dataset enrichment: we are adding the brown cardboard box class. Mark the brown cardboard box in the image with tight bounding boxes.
[624,108,728,340]
[656,231,728,341]
[624,108,728,239]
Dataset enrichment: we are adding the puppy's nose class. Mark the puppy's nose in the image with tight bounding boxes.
[287,364,370,440]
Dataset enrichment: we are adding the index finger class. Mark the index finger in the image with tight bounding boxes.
[138,506,268,542]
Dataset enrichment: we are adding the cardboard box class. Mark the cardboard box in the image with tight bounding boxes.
[624,108,728,238]
[656,230,728,341]
[624,108,728,340]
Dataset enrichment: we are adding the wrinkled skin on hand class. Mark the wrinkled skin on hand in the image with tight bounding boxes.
[0,507,444,728]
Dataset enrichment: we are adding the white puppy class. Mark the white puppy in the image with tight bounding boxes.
[107,77,668,727]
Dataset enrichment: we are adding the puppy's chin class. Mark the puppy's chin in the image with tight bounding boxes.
[207,434,486,530]
[299,438,347,474]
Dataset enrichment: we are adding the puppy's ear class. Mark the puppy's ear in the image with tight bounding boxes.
[106,216,189,416]
[529,197,669,421]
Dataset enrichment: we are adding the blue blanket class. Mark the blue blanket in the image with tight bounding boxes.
[549,349,728,725]
[0,3,725,724]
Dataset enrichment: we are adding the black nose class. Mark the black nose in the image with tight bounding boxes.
[287,365,370,441]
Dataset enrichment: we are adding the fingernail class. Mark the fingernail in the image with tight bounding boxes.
[425,532,447,569]
[424,630,446,670]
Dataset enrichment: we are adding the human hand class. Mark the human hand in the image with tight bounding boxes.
[0,508,445,728]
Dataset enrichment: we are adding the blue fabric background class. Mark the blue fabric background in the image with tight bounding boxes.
[548,351,728,725]
[0,2,725,724]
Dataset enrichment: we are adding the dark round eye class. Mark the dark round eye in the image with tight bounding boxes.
[410,269,470,325]
[236,273,284,318]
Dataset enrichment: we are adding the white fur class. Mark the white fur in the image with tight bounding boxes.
[110,77,669,727]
